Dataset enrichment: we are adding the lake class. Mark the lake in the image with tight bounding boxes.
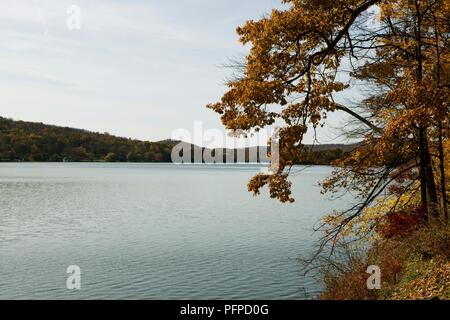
[0,163,350,300]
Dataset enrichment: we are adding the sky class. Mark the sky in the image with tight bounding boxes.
[0,0,352,147]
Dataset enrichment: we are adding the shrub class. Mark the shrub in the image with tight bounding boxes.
[376,207,427,240]
[320,213,450,300]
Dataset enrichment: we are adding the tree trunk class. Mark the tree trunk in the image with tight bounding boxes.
[424,137,439,218]
[419,127,429,218]
[414,1,439,218]
[438,123,449,222]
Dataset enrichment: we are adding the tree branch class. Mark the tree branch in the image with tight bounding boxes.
[335,103,383,134]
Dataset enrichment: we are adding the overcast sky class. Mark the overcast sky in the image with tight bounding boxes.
[0,0,352,147]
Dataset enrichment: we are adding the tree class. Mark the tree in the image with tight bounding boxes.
[208,0,449,240]
[104,152,118,162]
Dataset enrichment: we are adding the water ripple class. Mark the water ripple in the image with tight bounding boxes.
[0,163,351,300]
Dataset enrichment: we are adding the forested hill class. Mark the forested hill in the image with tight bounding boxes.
[0,117,354,164]
[0,117,175,162]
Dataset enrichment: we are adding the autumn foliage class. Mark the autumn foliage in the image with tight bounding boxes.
[320,223,450,300]
[376,208,428,239]
[209,0,449,234]
[209,0,450,299]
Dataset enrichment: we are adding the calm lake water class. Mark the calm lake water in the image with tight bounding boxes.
[0,163,350,300]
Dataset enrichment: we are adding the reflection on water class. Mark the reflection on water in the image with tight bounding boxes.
[0,163,349,300]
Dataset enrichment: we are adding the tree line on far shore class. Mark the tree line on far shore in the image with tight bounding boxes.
[0,116,350,164]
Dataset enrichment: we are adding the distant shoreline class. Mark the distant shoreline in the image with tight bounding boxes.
[0,161,334,167]
[1,116,355,165]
